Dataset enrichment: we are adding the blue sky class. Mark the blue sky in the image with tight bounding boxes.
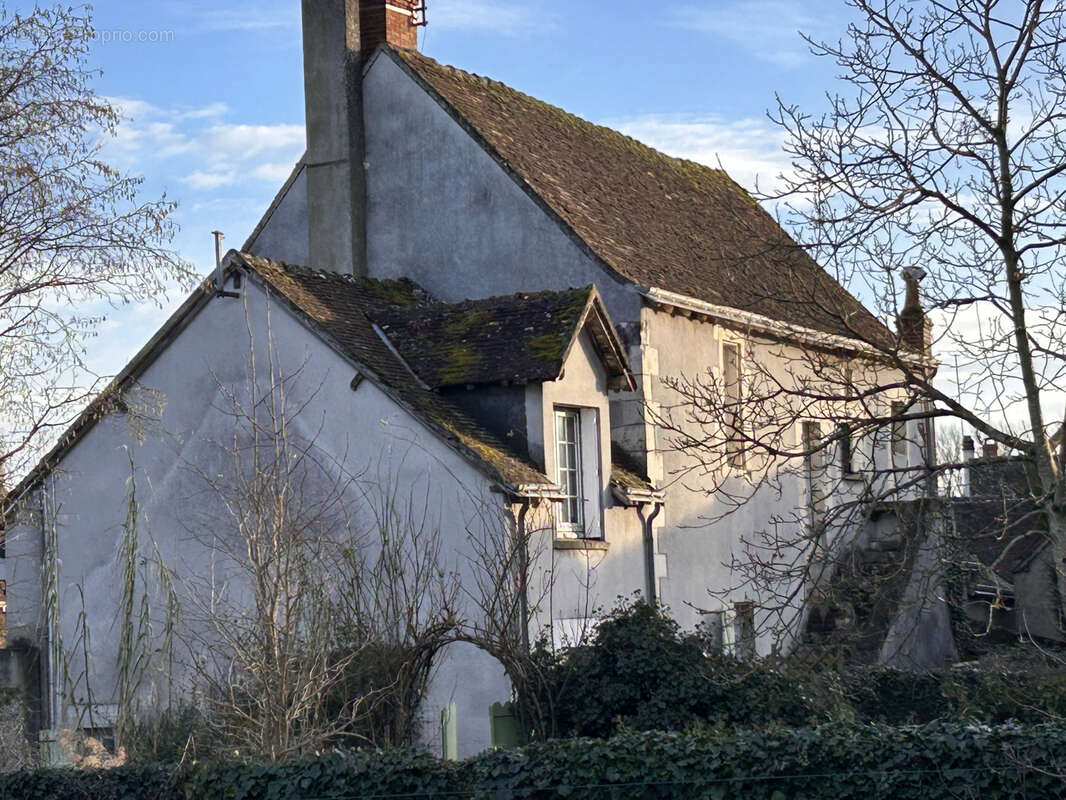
[67,0,848,377]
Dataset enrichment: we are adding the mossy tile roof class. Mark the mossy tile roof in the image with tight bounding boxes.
[237,252,552,491]
[371,286,616,388]
[389,47,894,347]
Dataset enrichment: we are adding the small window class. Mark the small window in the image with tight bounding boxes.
[723,342,744,469]
[891,401,907,460]
[733,602,756,660]
[700,610,725,654]
[838,423,856,475]
[723,601,756,660]
[803,422,826,538]
[554,409,584,533]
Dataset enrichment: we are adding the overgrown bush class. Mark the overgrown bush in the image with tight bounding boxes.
[531,598,1066,738]
[546,599,816,736]
[121,705,214,766]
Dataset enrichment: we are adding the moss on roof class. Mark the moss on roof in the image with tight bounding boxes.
[238,253,550,490]
[609,444,657,494]
[372,286,600,388]
[391,47,894,346]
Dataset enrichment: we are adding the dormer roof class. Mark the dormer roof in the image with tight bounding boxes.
[372,285,635,391]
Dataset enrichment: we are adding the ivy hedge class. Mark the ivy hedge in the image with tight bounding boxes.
[5,723,1066,799]
[0,763,182,800]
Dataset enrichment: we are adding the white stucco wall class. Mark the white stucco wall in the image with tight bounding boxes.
[522,331,648,641]
[6,275,524,757]
[360,54,641,325]
[643,306,914,650]
[245,166,311,267]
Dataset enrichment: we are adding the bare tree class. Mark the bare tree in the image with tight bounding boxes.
[660,0,1066,650]
[458,498,600,741]
[0,4,190,478]
[322,458,463,749]
[165,307,464,759]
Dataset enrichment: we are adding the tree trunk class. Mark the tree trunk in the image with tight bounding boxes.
[1046,507,1066,635]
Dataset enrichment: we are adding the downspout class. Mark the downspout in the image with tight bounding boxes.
[637,501,663,605]
[516,499,531,650]
[38,486,49,733]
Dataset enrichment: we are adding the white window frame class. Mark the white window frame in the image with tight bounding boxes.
[554,408,585,534]
[722,601,756,660]
[720,338,746,471]
[802,420,827,545]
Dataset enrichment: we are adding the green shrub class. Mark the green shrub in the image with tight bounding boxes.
[543,598,818,736]
[189,723,1066,800]
[7,723,1066,799]
[550,599,721,736]
[188,748,465,800]
[0,764,182,800]
[532,599,1066,737]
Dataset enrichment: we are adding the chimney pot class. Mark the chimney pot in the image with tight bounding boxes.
[961,435,975,460]
[982,440,998,459]
[898,266,931,355]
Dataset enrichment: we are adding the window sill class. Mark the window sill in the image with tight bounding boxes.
[553,538,609,551]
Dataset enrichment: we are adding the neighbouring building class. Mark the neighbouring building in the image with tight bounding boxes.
[950,440,1061,644]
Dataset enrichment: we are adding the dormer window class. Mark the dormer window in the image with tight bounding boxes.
[555,408,584,533]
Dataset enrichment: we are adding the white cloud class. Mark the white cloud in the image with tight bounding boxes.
[181,102,231,120]
[200,4,297,33]
[101,98,305,191]
[251,162,299,182]
[182,170,237,190]
[200,124,305,161]
[670,1,828,67]
[430,0,553,36]
[607,114,791,193]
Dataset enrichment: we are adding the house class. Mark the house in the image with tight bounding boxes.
[0,0,933,758]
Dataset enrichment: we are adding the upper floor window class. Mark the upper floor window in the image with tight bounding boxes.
[555,408,584,533]
[838,423,857,476]
[891,401,907,463]
[723,341,744,469]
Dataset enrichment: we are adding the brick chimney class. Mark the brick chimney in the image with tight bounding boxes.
[898,266,932,355]
[300,0,422,274]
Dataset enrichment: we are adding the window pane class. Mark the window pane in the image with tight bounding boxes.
[554,409,584,529]
[723,343,744,469]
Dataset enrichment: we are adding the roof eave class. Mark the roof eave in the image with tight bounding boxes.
[642,286,935,368]
[509,483,567,501]
[611,484,665,506]
[555,287,637,392]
